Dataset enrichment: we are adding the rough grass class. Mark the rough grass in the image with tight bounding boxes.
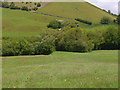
[37,2,116,24]
[2,50,118,88]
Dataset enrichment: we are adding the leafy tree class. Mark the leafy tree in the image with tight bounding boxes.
[26,2,28,4]
[32,7,38,11]
[37,3,41,7]
[117,15,120,25]
[2,2,9,8]
[34,3,37,5]
[21,6,28,11]
[48,20,62,29]
[56,28,93,52]
[9,2,15,9]
[108,10,111,14]
[100,17,111,24]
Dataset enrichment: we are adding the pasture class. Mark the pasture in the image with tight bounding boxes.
[2,50,118,88]
[37,2,116,24]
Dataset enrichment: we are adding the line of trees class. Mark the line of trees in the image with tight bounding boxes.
[2,25,119,56]
[1,2,41,11]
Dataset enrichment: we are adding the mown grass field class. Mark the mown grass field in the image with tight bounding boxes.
[37,2,116,24]
[2,50,118,88]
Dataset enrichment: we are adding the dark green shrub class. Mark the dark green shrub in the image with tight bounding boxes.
[56,28,93,52]
[9,2,15,9]
[117,15,120,25]
[48,20,62,29]
[100,17,111,24]
[87,26,119,50]
[26,2,28,4]
[87,29,106,50]
[19,40,35,55]
[29,9,31,11]
[32,7,38,11]
[35,43,55,55]
[34,3,37,5]
[2,2,9,8]
[102,26,119,50]
[21,6,28,11]
[37,3,41,7]
[35,35,56,55]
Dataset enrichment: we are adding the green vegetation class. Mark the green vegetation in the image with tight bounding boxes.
[21,6,28,11]
[37,3,41,7]
[2,2,9,8]
[47,20,62,29]
[2,2,42,11]
[32,7,38,11]
[75,18,92,25]
[100,17,111,24]
[2,50,118,88]
[2,2,119,88]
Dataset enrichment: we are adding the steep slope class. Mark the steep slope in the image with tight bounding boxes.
[37,2,116,24]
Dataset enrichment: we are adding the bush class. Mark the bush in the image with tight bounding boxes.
[26,2,28,4]
[34,3,37,5]
[29,9,31,11]
[87,29,106,50]
[75,18,92,25]
[2,40,35,56]
[37,3,41,7]
[56,28,93,52]
[87,26,119,50]
[2,2,9,8]
[32,7,38,11]
[35,35,56,55]
[48,20,62,29]
[102,26,119,50]
[9,2,15,9]
[2,35,56,56]
[100,17,111,24]
[21,6,28,11]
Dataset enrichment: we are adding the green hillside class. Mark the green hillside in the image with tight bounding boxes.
[37,2,116,24]
[2,2,117,38]
[2,7,65,38]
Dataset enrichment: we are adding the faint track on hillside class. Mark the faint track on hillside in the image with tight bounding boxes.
[33,12,74,20]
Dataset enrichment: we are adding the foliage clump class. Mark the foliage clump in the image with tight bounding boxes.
[47,20,62,29]
[100,17,111,24]
[21,6,29,11]
[32,7,38,11]
[75,18,92,25]
[37,3,41,7]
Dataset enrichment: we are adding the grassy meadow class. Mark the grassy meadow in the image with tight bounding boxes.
[2,50,118,88]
